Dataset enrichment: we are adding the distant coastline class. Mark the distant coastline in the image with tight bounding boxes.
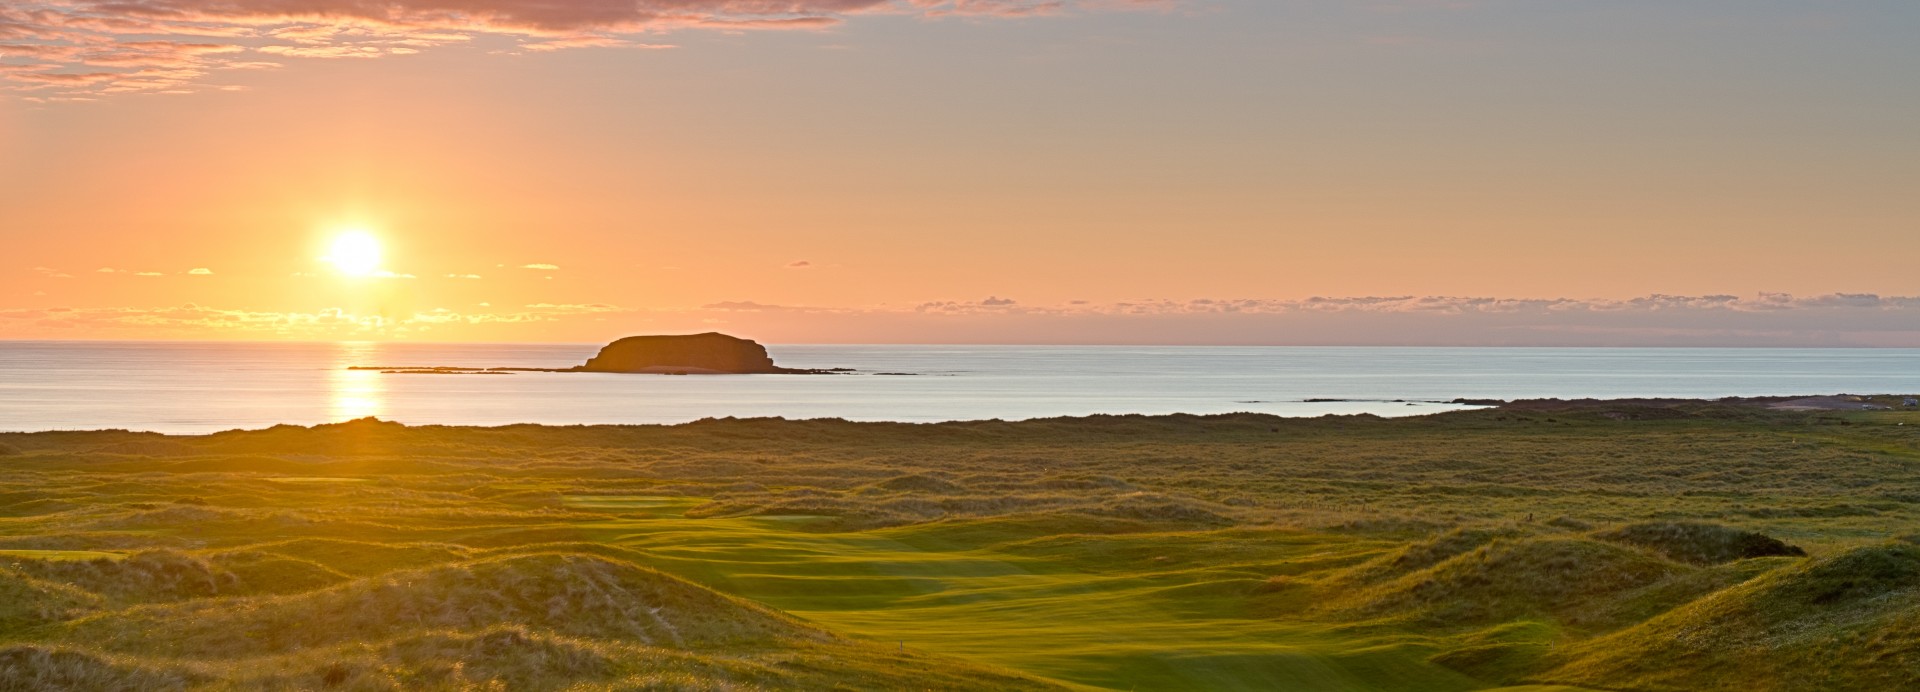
[4,342,1919,434]
[4,395,1918,436]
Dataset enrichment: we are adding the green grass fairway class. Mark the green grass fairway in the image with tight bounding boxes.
[583,500,1474,690]
[1,400,1917,689]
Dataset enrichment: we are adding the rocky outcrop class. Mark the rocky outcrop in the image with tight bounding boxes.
[576,333,819,374]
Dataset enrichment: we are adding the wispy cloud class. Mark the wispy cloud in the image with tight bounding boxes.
[699,292,1920,346]
[1,0,1167,98]
[7,292,1914,346]
[186,267,213,275]
[521,263,560,270]
[0,301,638,338]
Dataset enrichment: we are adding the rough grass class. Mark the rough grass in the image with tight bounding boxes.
[1543,543,1920,691]
[1592,522,1807,565]
[0,402,1917,689]
[1332,526,1536,587]
[0,645,192,691]
[58,553,827,656]
[1333,538,1690,630]
[0,570,101,631]
[8,551,239,605]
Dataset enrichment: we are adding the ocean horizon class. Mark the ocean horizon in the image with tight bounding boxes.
[3,340,1917,434]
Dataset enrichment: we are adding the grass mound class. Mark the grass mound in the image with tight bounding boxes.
[1594,522,1806,565]
[868,474,966,494]
[473,541,659,566]
[0,532,195,552]
[1336,525,1533,586]
[7,550,238,604]
[61,553,826,657]
[206,551,350,593]
[1339,538,1688,628]
[365,627,612,687]
[1091,492,1233,525]
[249,626,1056,691]
[84,505,229,530]
[1545,543,1920,691]
[0,442,20,456]
[89,439,199,456]
[1698,541,1920,610]
[0,645,192,691]
[235,538,471,577]
[1030,474,1137,491]
[264,627,615,690]
[686,495,911,530]
[882,513,1156,550]
[0,570,100,630]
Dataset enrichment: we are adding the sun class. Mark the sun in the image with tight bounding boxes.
[324,230,382,277]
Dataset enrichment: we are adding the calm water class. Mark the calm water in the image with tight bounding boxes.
[1,341,1917,434]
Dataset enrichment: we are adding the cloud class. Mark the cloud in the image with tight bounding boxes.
[512,36,674,53]
[702,300,839,313]
[134,271,163,277]
[1,0,1164,98]
[0,301,645,339]
[7,291,1912,346]
[523,302,622,312]
[786,260,813,269]
[447,273,483,279]
[702,292,1920,346]
[521,263,560,270]
[186,267,212,275]
[913,296,1021,313]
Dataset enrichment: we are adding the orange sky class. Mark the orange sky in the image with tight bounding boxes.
[2,1,1917,344]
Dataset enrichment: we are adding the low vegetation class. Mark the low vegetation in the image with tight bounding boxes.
[1,400,1917,690]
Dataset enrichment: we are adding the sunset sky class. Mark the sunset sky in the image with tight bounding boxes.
[3,1,1917,345]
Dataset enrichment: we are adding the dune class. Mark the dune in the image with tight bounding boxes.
[59,553,829,656]
[0,645,192,691]
[1543,543,1920,691]
[1,403,1918,689]
[0,570,100,630]
[6,550,238,605]
[1592,522,1807,565]
[1336,538,1689,628]
[230,538,471,577]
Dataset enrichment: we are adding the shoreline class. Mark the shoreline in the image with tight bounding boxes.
[2,394,1913,437]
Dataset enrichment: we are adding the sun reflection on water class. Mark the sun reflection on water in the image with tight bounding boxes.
[330,342,385,422]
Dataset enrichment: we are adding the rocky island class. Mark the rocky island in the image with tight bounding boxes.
[575,332,834,374]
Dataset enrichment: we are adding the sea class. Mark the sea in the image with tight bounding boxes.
[1,341,1917,434]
